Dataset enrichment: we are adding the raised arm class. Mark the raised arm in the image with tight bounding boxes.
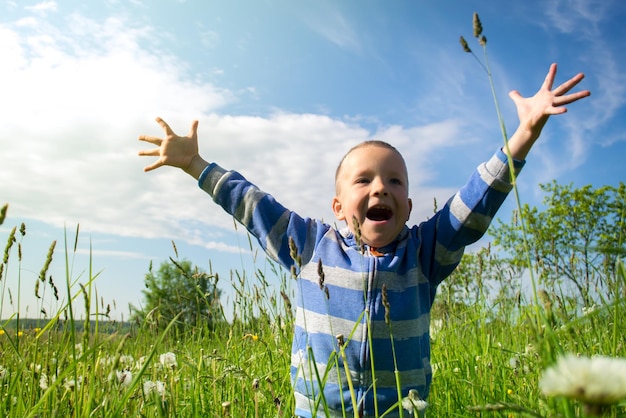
[138,117,209,179]
[505,63,590,160]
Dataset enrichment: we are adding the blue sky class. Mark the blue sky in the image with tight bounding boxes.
[1,0,624,321]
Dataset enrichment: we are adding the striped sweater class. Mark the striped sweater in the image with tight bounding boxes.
[198,149,523,417]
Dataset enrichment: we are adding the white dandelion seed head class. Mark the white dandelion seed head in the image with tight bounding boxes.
[98,355,115,368]
[540,354,626,405]
[401,389,428,416]
[63,377,82,391]
[582,305,597,316]
[39,373,49,390]
[135,356,147,371]
[159,352,178,369]
[143,380,166,396]
[116,369,133,388]
[30,363,42,374]
[119,355,134,367]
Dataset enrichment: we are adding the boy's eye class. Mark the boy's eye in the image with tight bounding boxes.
[390,178,402,185]
[356,178,370,184]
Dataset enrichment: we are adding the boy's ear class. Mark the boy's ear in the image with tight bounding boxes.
[332,197,346,221]
[408,198,413,220]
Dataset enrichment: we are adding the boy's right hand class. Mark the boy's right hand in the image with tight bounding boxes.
[138,117,201,174]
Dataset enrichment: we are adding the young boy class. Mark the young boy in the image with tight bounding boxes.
[139,63,589,417]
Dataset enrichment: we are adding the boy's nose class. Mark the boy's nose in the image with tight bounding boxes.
[371,178,388,195]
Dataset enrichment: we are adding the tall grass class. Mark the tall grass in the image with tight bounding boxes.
[0,14,623,417]
[2,199,624,417]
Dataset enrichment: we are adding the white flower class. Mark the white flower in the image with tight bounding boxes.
[119,355,134,367]
[582,305,597,315]
[401,389,428,417]
[159,352,178,369]
[116,369,133,388]
[39,373,48,390]
[135,356,147,370]
[143,380,166,397]
[0,365,7,381]
[429,319,443,340]
[63,377,82,391]
[540,354,626,405]
[30,363,42,374]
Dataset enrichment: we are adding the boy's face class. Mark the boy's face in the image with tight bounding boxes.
[332,145,412,248]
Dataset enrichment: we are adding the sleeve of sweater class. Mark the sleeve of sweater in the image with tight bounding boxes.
[422,148,525,285]
[197,163,325,269]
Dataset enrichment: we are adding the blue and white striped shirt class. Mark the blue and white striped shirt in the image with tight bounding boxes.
[198,149,523,417]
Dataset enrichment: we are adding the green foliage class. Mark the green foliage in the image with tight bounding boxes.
[490,181,626,306]
[133,257,224,334]
[1,205,626,416]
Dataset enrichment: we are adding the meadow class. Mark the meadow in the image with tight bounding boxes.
[1,200,625,417]
[1,14,624,417]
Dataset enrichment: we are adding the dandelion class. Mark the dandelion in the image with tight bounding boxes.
[143,380,166,396]
[39,373,49,390]
[135,355,147,370]
[402,389,428,417]
[430,318,443,341]
[0,329,4,336]
[222,401,232,416]
[582,304,597,315]
[540,354,626,414]
[119,354,134,367]
[243,333,259,342]
[30,363,42,374]
[64,377,82,391]
[116,369,133,388]
[159,352,178,369]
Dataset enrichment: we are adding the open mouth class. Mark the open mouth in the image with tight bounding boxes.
[366,205,393,221]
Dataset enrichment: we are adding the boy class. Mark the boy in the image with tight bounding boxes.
[138,63,589,417]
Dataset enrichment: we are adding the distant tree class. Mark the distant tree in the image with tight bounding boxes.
[490,181,625,306]
[132,258,224,333]
[433,244,522,322]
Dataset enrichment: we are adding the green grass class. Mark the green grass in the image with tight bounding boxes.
[1,212,625,417]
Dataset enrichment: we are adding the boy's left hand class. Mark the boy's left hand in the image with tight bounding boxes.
[509,63,590,141]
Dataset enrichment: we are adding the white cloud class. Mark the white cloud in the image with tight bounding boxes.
[0,7,550,256]
[25,1,57,14]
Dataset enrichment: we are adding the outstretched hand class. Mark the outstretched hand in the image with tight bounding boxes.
[138,117,200,173]
[509,63,590,141]
[505,63,590,160]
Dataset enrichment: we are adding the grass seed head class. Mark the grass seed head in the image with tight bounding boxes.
[460,36,472,53]
[0,204,7,226]
[473,12,483,37]
[382,283,391,325]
